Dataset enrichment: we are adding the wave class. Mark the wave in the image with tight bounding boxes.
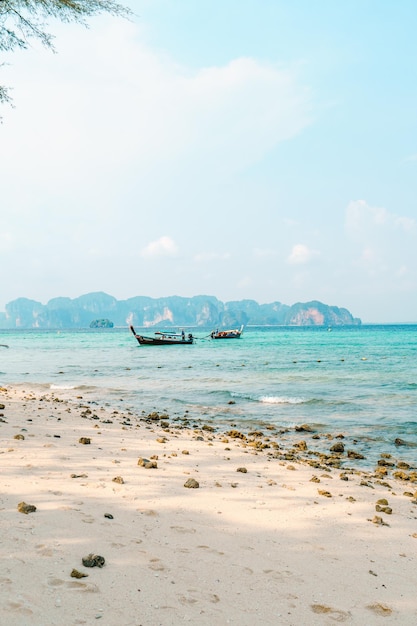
[50,384,77,390]
[259,395,305,405]
[231,391,305,405]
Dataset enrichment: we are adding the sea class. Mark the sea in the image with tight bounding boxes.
[1,325,416,469]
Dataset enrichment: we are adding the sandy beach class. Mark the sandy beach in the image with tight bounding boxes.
[1,385,416,625]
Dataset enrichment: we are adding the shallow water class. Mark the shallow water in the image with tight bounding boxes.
[1,325,416,466]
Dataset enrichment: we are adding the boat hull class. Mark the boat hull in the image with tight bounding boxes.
[130,326,194,345]
[210,325,244,339]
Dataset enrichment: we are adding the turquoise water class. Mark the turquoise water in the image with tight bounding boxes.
[1,325,416,467]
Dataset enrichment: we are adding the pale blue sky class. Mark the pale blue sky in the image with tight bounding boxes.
[1,0,416,322]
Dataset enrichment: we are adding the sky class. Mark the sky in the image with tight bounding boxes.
[1,0,416,323]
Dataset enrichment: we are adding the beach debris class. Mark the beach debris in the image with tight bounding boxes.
[369,570,378,576]
[82,554,105,568]
[17,501,37,514]
[71,569,88,579]
[184,478,199,489]
[70,473,88,478]
[79,437,91,445]
[112,476,124,484]
[330,442,344,453]
[14,434,25,440]
[236,467,247,473]
[137,457,157,469]
[104,513,114,519]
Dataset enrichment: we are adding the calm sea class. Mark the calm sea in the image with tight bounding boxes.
[1,325,416,467]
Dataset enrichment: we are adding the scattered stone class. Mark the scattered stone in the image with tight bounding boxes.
[82,554,105,568]
[294,440,308,451]
[112,476,124,484]
[182,450,190,455]
[71,473,88,478]
[376,498,389,505]
[226,430,246,440]
[295,424,314,432]
[184,478,199,489]
[378,458,394,467]
[330,442,344,453]
[17,501,37,514]
[370,515,389,526]
[14,434,25,440]
[393,470,409,481]
[79,437,91,445]
[156,437,167,444]
[137,457,157,469]
[376,505,392,514]
[347,450,365,460]
[236,467,247,473]
[71,569,88,579]
[397,461,410,470]
[318,490,332,498]
[394,438,408,446]
[310,475,320,483]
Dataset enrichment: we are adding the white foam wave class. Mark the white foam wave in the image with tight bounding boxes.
[50,384,76,390]
[259,395,304,405]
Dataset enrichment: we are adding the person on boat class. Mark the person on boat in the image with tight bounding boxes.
[182,330,185,341]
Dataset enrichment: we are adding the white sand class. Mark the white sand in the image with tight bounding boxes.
[0,386,416,625]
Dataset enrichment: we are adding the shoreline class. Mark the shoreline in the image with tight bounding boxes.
[1,385,416,624]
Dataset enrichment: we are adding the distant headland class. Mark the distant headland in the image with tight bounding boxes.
[0,292,361,329]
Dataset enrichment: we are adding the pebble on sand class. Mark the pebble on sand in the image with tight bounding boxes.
[17,501,37,514]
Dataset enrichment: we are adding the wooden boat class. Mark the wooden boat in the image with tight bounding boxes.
[210,325,244,339]
[130,325,194,345]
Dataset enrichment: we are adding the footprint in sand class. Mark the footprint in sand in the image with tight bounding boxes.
[66,581,99,592]
[197,545,225,556]
[4,601,33,617]
[35,544,54,557]
[311,604,351,622]
[366,603,393,616]
[149,558,165,572]
[170,525,196,534]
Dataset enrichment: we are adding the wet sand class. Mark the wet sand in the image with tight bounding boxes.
[1,386,416,625]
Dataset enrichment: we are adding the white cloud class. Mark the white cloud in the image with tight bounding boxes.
[141,236,178,259]
[345,200,416,240]
[287,244,319,265]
